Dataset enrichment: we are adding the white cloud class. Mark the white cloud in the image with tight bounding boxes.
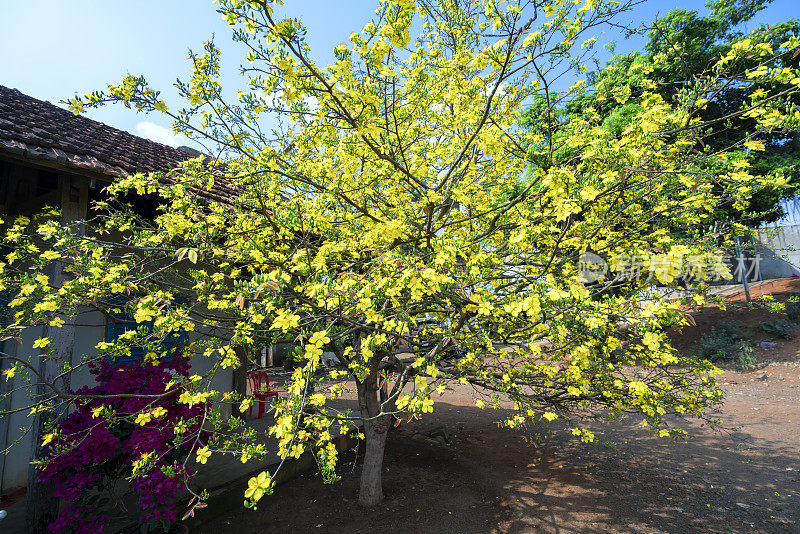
[483,82,508,98]
[303,94,319,111]
[134,121,184,148]
[266,89,319,112]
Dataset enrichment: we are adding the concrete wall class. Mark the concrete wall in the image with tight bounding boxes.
[756,225,800,279]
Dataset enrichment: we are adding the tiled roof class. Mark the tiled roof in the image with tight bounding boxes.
[0,85,235,202]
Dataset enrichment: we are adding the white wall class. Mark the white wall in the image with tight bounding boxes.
[756,225,800,279]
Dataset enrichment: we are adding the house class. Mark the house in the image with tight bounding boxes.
[0,85,240,494]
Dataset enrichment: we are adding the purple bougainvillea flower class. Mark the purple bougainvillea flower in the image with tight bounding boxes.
[41,356,209,534]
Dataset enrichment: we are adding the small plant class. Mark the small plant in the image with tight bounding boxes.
[735,341,757,371]
[760,318,796,339]
[698,321,747,361]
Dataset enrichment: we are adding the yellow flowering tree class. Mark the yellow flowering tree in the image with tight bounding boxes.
[4,0,800,510]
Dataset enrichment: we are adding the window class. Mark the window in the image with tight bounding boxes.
[0,291,7,356]
[105,300,185,366]
[0,244,9,355]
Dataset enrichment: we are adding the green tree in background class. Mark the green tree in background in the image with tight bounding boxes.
[530,0,800,226]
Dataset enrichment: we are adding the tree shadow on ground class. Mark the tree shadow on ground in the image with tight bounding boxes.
[485,410,799,534]
[196,399,799,534]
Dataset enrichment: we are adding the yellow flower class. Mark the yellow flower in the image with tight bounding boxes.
[476,300,493,316]
[135,412,152,426]
[33,299,59,313]
[308,394,326,406]
[642,332,660,351]
[420,398,434,413]
[308,330,330,347]
[2,367,16,381]
[143,352,159,365]
[196,445,212,464]
[244,471,272,502]
[271,309,301,332]
[305,344,323,359]
[628,381,650,397]
[744,139,765,151]
[132,452,154,475]
[32,337,51,349]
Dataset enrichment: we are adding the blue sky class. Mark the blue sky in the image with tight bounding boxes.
[2,0,798,148]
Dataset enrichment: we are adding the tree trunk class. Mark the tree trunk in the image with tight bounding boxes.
[356,352,391,507]
[359,416,389,506]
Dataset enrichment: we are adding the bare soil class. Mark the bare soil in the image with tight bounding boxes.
[198,282,800,534]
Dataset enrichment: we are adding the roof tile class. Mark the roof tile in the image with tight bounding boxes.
[0,85,235,202]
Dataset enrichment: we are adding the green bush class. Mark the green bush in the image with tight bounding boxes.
[760,318,796,339]
[698,321,747,362]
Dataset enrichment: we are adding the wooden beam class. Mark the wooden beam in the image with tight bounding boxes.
[25,174,88,534]
[0,152,115,186]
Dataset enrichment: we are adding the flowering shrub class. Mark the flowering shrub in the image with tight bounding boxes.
[40,356,209,533]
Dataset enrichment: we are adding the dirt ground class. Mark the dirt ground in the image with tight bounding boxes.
[197,283,800,534]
